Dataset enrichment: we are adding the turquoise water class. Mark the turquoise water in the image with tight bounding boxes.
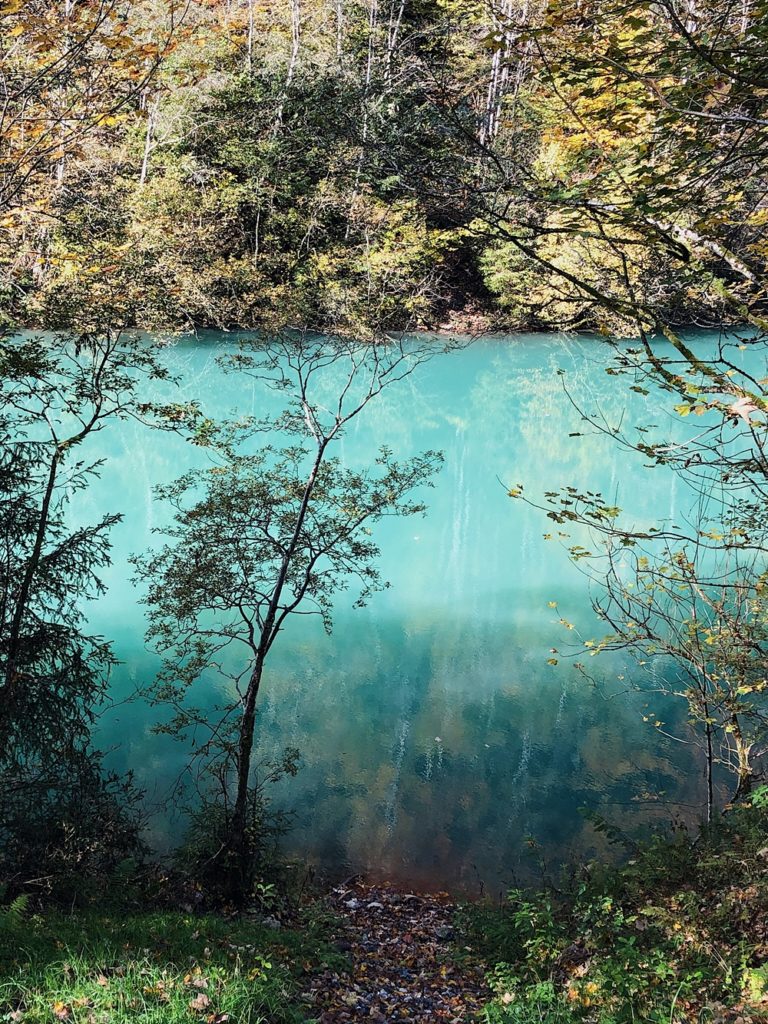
[76,331,726,893]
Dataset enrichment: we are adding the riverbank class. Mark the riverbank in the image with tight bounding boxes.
[3,799,768,1023]
[0,884,488,1024]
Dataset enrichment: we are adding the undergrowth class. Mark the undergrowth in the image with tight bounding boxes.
[464,796,768,1024]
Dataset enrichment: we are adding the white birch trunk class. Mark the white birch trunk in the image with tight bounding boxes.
[286,0,301,88]
[345,0,378,236]
[384,0,405,90]
[336,0,344,63]
[139,97,159,186]
[247,0,255,72]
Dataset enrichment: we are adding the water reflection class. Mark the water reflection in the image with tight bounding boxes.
[82,333,716,891]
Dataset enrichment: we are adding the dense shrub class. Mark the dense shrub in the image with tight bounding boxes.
[467,798,768,1023]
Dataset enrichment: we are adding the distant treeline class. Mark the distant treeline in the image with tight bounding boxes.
[2,0,766,339]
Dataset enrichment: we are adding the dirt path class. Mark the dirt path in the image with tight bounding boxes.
[302,880,489,1023]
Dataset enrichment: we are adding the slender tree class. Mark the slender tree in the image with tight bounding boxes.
[135,330,447,896]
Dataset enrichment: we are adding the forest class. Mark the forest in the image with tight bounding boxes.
[2,0,768,1021]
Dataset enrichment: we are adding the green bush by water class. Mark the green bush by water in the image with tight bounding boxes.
[466,798,768,1023]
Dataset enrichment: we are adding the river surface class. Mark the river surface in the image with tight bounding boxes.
[75,330,744,894]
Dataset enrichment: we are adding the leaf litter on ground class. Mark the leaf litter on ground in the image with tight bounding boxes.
[302,880,489,1022]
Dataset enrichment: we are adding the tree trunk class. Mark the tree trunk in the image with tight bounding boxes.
[4,450,60,684]
[247,0,255,73]
[345,0,378,237]
[704,709,714,823]
[286,0,301,89]
[258,0,301,246]
[56,0,77,188]
[1,448,60,718]
[227,656,265,895]
[730,714,753,801]
[479,0,516,148]
[335,0,344,65]
[139,96,159,186]
[384,0,405,90]
[224,436,328,898]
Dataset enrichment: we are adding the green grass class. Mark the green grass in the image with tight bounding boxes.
[0,908,343,1024]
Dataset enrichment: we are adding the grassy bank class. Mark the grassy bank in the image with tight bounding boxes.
[0,907,344,1024]
[3,801,768,1024]
[466,799,768,1024]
